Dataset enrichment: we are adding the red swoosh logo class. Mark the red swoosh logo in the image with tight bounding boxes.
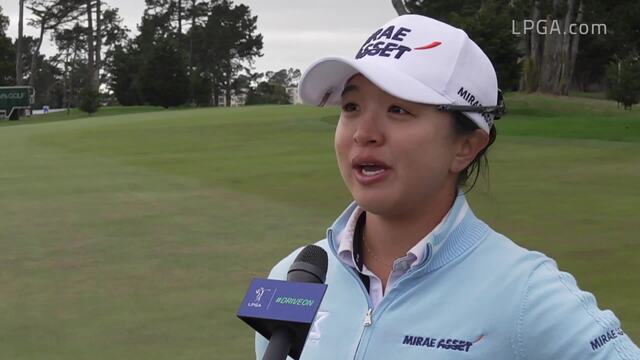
[414,41,442,50]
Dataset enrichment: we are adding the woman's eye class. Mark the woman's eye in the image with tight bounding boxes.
[389,105,410,115]
[342,102,359,112]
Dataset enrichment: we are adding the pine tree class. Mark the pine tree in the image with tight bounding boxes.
[606,56,640,110]
[141,36,189,108]
[0,6,16,85]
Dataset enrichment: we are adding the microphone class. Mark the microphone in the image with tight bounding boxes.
[287,244,329,283]
[237,245,328,360]
[264,245,328,360]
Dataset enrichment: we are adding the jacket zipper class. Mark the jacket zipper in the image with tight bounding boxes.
[328,229,432,359]
[363,308,373,327]
[327,229,374,360]
[352,295,372,359]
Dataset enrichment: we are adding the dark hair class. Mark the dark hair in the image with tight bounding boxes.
[451,112,497,194]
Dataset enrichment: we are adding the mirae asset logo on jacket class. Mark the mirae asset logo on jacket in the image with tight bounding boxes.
[402,334,482,353]
[356,25,442,60]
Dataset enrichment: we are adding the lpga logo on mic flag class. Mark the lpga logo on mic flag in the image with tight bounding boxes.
[248,286,272,308]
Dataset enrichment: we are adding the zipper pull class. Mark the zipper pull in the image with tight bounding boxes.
[363,308,373,327]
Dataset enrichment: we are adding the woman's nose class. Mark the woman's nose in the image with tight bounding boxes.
[353,111,384,146]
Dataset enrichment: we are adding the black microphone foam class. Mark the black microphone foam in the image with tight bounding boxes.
[287,245,328,284]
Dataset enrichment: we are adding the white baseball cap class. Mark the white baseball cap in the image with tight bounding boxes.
[298,14,504,133]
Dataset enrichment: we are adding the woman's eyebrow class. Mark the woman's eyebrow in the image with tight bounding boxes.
[341,84,359,97]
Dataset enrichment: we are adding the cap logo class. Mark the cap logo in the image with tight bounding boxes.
[355,25,413,60]
[356,25,443,60]
[458,86,493,125]
[414,41,442,50]
[457,87,482,108]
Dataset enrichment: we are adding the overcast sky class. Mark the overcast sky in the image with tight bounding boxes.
[3,0,397,74]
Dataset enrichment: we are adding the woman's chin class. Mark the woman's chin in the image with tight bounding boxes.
[351,190,401,216]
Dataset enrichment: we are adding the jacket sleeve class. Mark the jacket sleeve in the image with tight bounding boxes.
[516,260,640,360]
[254,247,304,360]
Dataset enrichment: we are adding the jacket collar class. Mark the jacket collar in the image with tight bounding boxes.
[326,191,489,274]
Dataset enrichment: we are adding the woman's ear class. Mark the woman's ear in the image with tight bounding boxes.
[450,129,490,173]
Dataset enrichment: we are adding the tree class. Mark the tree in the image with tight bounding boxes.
[109,0,262,107]
[79,86,100,114]
[0,5,16,85]
[265,68,301,88]
[108,42,143,105]
[26,0,83,88]
[187,0,208,77]
[177,0,183,35]
[138,0,176,47]
[51,3,127,108]
[245,68,300,105]
[108,0,179,107]
[459,0,522,91]
[190,69,213,106]
[585,0,640,61]
[141,36,189,108]
[246,81,290,105]
[94,0,101,88]
[15,36,37,87]
[521,0,640,94]
[99,7,129,89]
[0,8,9,37]
[54,24,87,108]
[572,0,640,92]
[87,2,127,92]
[606,55,640,110]
[191,0,263,106]
[402,0,640,95]
[16,0,24,85]
[572,30,615,92]
[537,0,583,94]
[33,56,64,107]
[86,0,95,91]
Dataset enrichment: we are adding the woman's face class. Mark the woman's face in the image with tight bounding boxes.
[335,74,466,217]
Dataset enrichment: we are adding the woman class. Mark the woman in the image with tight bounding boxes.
[255,14,639,359]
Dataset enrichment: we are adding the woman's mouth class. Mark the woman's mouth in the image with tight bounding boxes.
[354,163,391,185]
[360,164,386,176]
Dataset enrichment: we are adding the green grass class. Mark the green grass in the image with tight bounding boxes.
[0,106,166,127]
[501,92,640,142]
[568,90,607,100]
[0,95,639,359]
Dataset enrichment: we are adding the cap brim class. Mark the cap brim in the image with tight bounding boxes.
[298,56,452,107]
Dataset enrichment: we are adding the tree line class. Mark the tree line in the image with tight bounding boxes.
[0,0,303,112]
[397,0,640,107]
[1,0,126,112]
[110,0,265,109]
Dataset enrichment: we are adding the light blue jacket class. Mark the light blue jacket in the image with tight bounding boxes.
[255,194,639,359]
